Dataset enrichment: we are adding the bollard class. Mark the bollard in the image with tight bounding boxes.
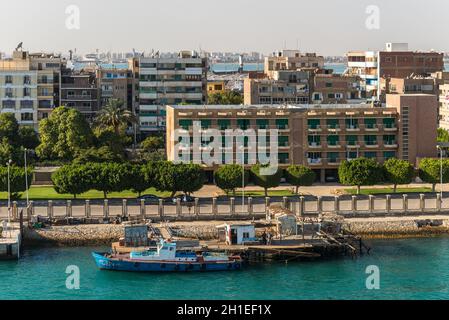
[403,194,408,212]
[420,194,425,212]
[194,198,200,218]
[248,197,253,216]
[369,195,374,213]
[103,199,109,219]
[12,201,18,220]
[265,197,271,217]
[283,197,289,209]
[85,200,91,218]
[176,198,182,216]
[66,200,72,218]
[317,196,323,214]
[437,193,442,212]
[230,198,235,216]
[212,198,218,218]
[140,199,146,220]
[351,196,357,212]
[386,195,391,214]
[48,200,53,219]
[334,196,340,214]
[122,199,128,218]
[158,199,164,219]
[299,196,305,216]
[27,200,34,222]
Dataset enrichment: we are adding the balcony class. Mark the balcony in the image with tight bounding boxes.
[308,158,322,165]
[364,124,379,132]
[346,142,360,148]
[346,125,360,132]
[383,125,398,132]
[365,142,379,148]
[327,158,341,166]
[384,143,398,148]
[308,142,322,149]
[327,143,341,149]
[308,125,322,132]
[327,125,341,132]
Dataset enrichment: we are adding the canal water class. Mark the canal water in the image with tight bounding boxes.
[1,237,449,300]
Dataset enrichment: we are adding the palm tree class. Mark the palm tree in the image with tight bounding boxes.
[95,99,136,135]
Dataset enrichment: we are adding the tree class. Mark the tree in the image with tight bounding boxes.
[153,162,205,197]
[0,137,24,166]
[36,106,94,161]
[94,99,136,135]
[419,158,449,192]
[18,126,40,150]
[250,164,283,197]
[93,126,130,157]
[141,136,164,153]
[285,165,316,194]
[0,166,33,200]
[438,128,449,143]
[127,165,149,197]
[383,158,415,193]
[73,146,123,164]
[214,164,249,196]
[338,158,382,194]
[52,164,91,198]
[88,162,131,198]
[0,113,20,145]
[208,91,243,105]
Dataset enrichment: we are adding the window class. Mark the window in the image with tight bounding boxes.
[308,119,320,129]
[364,152,377,159]
[24,75,31,85]
[364,118,377,129]
[308,135,321,146]
[345,118,358,129]
[384,151,396,159]
[383,118,396,128]
[328,152,339,163]
[326,82,333,88]
[2,100,15,108]
[217,119,230,130]
[364,135,377,145]
[23,88,31,97]
[383,135,396,145]
[237,119,250,130]
[327,119,339,129]
[5,75,12,84]
[21,100,34,108]
[5,88,13,98]
[346,135,358,145]
[179,119,192,130]
[200,120,211,129]
[278,136,289,147]
[279,153,289,164]
[327,135,339,146]
[21,113,33,121]
[256,119,269,129]
[276,119,288,129]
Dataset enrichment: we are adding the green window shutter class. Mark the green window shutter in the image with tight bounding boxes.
[276,119,289,129]
[237,119,250,130]
[179,119,192,129]
[364,135,377,145]
[278,136,289,146]
[348,151,358,159]
[307,119,320,129]
[364,152,377,159]
[256,119,269,129]
[328,152,339,163]
[308,135,321,144]
[383,135,396,144]
[364,118,377,128]
[384,151,396,159]
[346,135,357,145]
[383,118,395,128]
[217,119,230,130]
[345,118,358,128]
[326,119,338,128]
[327,135,339,145]
[279,153,289,164]
[201,119,211,129]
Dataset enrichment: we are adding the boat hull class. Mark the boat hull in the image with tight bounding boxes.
[92,252,242,272]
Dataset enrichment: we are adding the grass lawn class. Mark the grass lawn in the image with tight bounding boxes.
[0,186,172,200]
[232,190,296,197]
[344,187,433,195]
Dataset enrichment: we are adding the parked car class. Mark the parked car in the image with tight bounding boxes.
[138,194,161,204]
[172,194,195,205]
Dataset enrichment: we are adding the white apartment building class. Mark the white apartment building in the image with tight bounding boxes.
[137,50,207,133]
[346,51,378,99]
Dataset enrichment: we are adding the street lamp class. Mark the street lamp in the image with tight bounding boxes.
[437,145,443,200]
[6,159,12,224]
[24,148,29,206]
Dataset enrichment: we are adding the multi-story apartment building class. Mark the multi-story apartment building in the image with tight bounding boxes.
[264,50,324,79]
[439,84,449,130]
[60,68,100,121]
[96,68,134,110]
[346,51,378,98]
[137,51,207,134]
[244,70,310,105]
[166,94,437,182]
[0,50,38,128]
[0,50,63,127]
[311,74,361,104]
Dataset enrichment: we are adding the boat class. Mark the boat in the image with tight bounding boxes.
[92,239,242,272]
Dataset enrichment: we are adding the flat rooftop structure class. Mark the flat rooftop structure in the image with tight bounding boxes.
[167,103,375,111]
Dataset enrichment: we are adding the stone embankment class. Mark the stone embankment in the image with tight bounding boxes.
[344,216,449,238]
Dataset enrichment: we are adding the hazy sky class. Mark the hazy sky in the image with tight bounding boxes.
[1,0,447,56]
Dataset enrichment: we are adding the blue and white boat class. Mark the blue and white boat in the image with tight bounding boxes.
[92,239,242,272]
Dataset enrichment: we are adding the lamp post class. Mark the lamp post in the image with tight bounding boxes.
[437,145,443,200]
[6,159,12,224]
[24,148,29,206]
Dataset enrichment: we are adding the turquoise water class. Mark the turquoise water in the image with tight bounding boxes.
[2,238,449,300]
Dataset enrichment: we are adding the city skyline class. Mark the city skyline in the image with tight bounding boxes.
[1,0,448,56]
